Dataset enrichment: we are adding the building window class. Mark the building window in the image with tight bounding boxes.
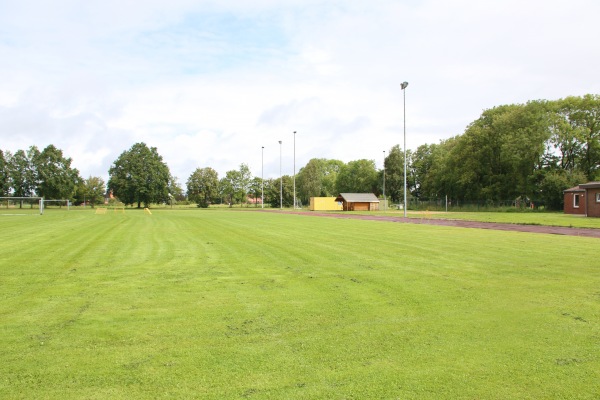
[574,194,580,208]
[596,193,600,203]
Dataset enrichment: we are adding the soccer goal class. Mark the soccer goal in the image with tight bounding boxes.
[42,199,71,211]
[0,197,44,215]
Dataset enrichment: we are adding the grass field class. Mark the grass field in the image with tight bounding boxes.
[1,208,599,399]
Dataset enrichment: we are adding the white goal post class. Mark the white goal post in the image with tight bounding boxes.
[0,197,44,215]
[42,199,71,211]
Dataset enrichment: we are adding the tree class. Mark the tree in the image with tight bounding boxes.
[108,142,171,208]
[409,144,436,199]
[265,176,294,208]
[237,163,252,206]
[419,138,459,201]
[80,176,106,208]
[296,158,344,203]
[551,95,600,180]
[335,159,378,194]
[441,102,550,202]
[536,169,587,210]
[219,164,252,207]
[0,150,9,196]
[187,167,219,208]
[249,176,263,207]
[8,148,38,200]
[220,172,238,207]
[34,144,80,200]
[168,176,185,202]
[384,146,409,203]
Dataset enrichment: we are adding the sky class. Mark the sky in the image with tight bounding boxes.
[1,0,599,186]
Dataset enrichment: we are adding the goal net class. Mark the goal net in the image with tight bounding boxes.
[0,197,43,215]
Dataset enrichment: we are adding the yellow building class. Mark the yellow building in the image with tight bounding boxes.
[309,197,343,211]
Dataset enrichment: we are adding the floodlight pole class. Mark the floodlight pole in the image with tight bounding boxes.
[261,146,264,209]
[383,150,386,212]
[279,140,283,209]
[403,82,407,217]
[293,131,296,209]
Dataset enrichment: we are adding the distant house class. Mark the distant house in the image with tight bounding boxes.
[564,182,600,217]
[247,196,262,205]
[334,193,380,211]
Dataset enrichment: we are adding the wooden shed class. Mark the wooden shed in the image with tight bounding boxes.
[564,182,600,217]
[334,193,380,211]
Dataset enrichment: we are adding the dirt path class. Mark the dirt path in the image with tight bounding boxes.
[263,210,600,239]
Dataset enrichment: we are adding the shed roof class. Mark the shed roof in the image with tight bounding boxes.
[580,181,600,189]
[564,185,585,193]
[335,193,380,203]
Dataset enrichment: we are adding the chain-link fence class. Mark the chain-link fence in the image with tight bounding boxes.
[403,197,540,212]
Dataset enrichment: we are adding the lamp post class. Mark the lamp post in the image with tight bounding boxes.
[261,146,264,209]
[293,131,296,209]
[401,81,409,218]
[279,140,282,209]
[383,150,386,212]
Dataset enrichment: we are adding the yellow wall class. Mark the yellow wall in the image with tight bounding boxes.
[309,197,343,211]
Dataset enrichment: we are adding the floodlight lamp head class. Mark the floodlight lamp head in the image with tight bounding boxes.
[278,140,282,144]
[401,82,409,90]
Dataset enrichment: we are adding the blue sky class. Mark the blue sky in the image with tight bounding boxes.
[1,0,599,185]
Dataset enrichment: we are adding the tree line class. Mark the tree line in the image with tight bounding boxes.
[0,145,105,207]
[189,94,600,210]
[403,94,599,209]
[2,94,598,210]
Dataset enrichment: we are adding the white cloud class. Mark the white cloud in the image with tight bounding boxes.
[1,0,599,187]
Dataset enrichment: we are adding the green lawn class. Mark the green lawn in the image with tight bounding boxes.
[1,209,599,399]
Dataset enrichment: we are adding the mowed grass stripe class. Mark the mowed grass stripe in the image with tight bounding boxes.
[0,209,599,399]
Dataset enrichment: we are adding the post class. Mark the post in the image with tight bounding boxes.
[383,150,386,212]
[279,140,282,209]
[261,146,264,209]
[401,81,409,218]
[293,131,296,209]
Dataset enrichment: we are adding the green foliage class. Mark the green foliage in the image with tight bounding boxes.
[384,145,410,203]
[407,95,600,206]
[35,144,80,200]
[536,169,587,210]
[77,176,106,208]
[108,142,171,208]
[7,147,38,197]
[335,159,378,194]
[296,158,344,203]
[550,94,600,180]
[219,164,252,207]
[0,149,9,195]
[1,210,599,398]
[186,167,219,207]
[265,175,294,207]
[248,176,263,207]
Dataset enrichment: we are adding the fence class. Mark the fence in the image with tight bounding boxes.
[405,197,539,212]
